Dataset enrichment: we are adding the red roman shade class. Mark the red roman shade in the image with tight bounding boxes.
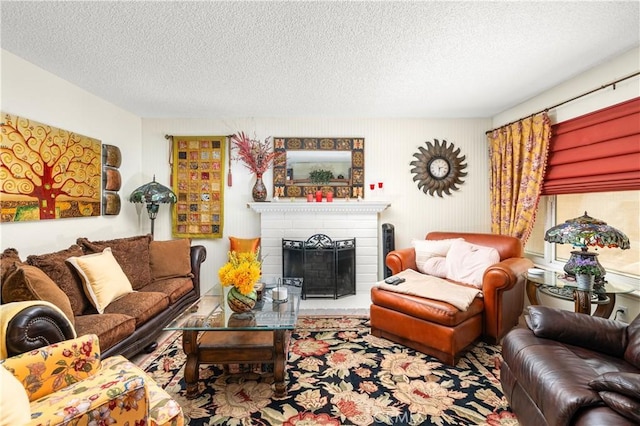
[542,97,640,195]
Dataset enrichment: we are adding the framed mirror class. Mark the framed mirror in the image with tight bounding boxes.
[273,138,365,199]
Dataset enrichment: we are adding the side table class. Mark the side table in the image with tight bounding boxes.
[526,270,635,317]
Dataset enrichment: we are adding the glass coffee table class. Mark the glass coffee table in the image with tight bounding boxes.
[526,270,636,317]
[165,285,301,398]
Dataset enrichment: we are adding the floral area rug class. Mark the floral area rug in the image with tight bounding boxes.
[137,316,518,425]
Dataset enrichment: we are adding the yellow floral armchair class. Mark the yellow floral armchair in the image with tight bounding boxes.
[0,333,183,426]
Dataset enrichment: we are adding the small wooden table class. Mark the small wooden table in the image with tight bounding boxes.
[526,270,635,317]
[165,286,300,398]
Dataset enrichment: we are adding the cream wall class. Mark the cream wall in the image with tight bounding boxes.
[2,45,637,316]
[0,50,144,255]
[492,46,640,321]
[1,47,493,295]
[141,118,492,292]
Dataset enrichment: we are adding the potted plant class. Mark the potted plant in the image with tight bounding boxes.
[309,169,334,184]
[572,257,600,290]
[218,250,262,312]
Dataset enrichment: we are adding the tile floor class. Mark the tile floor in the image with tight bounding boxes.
[297,285,372,316]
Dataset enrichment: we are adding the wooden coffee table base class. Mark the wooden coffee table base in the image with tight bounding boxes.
[182,328,290,399]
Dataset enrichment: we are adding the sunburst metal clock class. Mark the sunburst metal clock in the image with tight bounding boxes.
[410,139,467,197]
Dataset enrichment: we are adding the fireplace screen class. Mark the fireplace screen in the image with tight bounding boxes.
[282,234,356,299]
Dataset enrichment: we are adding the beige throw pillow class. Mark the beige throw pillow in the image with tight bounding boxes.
[76,235,152,290]
[67,248,133,314]
[0,365,31,426]
[422,256,448,278]
[412,238,463,274]
[445,240,500,288]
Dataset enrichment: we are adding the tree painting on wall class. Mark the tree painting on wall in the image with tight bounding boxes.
[0,113,102,222]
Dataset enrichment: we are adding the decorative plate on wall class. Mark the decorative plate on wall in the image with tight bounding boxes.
[410,139,467,197]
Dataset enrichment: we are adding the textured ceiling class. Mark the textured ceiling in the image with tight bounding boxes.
[1,1,638,119]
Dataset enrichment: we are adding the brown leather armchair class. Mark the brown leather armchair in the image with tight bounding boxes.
[370,231,532,365]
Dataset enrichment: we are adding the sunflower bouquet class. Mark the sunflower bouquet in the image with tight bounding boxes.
[218,250,261,296]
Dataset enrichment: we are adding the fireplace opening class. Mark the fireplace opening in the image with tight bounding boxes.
[282,234,356,299]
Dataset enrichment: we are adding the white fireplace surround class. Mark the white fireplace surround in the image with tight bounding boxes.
[248,200,391,294]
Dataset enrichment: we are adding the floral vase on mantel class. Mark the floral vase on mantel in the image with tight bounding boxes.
[575,274,595,291]
[227,286,257,313]
[252,173,267,202]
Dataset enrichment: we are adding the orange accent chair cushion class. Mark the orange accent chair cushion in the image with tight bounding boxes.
[229,237,261,254]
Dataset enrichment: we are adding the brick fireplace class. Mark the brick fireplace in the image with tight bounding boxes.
[248,200,390,295]
[283,233,356,299]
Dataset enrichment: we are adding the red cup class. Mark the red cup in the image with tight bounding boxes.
[307,193,313,202]
[326,191,333,202]
[378,182,383,189]
[369,183,375,190]
[315,190,322,202]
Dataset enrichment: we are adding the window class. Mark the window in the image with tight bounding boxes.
[526,97,639,289]
[526,190,639,285]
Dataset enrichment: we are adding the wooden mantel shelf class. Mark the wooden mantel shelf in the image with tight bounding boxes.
[247,200,391,214]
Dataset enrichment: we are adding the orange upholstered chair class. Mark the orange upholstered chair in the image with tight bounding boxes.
[371,231,533,365]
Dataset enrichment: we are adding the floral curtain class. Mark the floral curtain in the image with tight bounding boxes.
[488,112,551,242]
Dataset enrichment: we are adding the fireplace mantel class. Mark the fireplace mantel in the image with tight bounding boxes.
[248,200,390,214]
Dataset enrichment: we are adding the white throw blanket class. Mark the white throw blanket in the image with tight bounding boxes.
[376,269,482,311]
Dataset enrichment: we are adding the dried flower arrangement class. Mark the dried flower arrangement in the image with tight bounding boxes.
[230,132,283,176]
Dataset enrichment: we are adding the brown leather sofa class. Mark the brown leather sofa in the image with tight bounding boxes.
[370,231,532,365]
[501,305,640,426]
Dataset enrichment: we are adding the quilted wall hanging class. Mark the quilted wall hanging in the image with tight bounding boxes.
[0,112,102,222]
[171,135,225,238]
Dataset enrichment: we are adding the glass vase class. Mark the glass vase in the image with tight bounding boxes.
[227,286,257,313]
[252,173,267,202]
